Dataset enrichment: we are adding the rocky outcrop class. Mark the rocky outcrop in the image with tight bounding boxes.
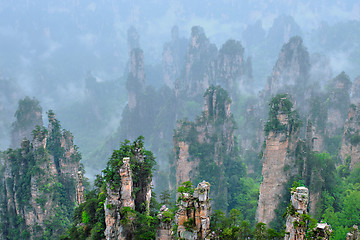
[0,110,81,239]
[351,76,360,104]
[285,187,309,240]
[347,225,359,240]
[216,39,252,96]
[104,157,135,240]
[173,86,240,210]
[325,72,352,136]
[10,97,43,148]
[256,95,301,225]
[175,181,211,240]
[176,26,217,98]
[156,205,173,240]
[162,26,187,89]
[76,171,85,205]
[104,140,153,240]
[126,48,145,110]
[265,36,310,104]
[340,103,360,169]
[311,223,332,240]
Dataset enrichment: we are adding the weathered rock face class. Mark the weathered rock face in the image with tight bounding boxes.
[76,171,85,205]
[173,86,240,210]
[126,48,145,110]
[216,39,252,96]
[11,97,43,148]
[351,76,360,104]
[176,26,218,98]
[325,72,352,136]
[256,95,301,225]
[104,157,135,240]
[285,187,309,240]
[0,111,81,239]
[346,225,359,240]
[104,147,153,240]
[340,103,360,169]
[162,26,187,89]
[175,181,211,240]
[311,223,332,240]
[265,36,310,104]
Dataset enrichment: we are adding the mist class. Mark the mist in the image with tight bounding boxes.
[1,1,360,239]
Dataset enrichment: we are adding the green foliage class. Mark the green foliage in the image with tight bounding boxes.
[102,136,155,196]
[1,111,80,239]
[324,135,342,157]
[183,217,195,231]
[62,137,159,239]
[210,209,283,239]
[350,134,360,146]
[264,94,301,136]
[318,163,360,240]
[203,85,232,124]
[177,181,194,195]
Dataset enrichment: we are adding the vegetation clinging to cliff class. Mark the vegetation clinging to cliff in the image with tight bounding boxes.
[264,94,302,136]
[62,136,159,240]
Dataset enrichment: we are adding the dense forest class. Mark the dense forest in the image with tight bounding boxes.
[0,1,360,239]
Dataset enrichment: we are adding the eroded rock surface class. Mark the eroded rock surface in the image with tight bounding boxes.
[265,36,310,104]
[312,223,332,240]
[347,225,359,240]
[104,157,135,240]
[340,103,360,169]
[256,95,301,225]
[173,86,238,210]
[285,187,309,240]
[0,111,81,239]
[175,181,211,240]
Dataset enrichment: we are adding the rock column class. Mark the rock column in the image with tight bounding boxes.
[175,181,211,240]
[347,225,359,240]
[285,187,309,240]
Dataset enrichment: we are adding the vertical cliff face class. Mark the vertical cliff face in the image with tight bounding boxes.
[76,171,85,205]
[265,36,310,104]
[103,137,155,240]
[104,157,135,240]
[340,103,360,169]
[326,72,352,136]
[256,94,301,225]
[284,187,309,240]
[162,26,187,89]
[0,110,81,239]
[176,26,218,98]
[351,76,360,104]
[216,39,252,96]
[173,86,244,210]
[11,97,43,149]
[126,48,145,110]
[175,181,211,240]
